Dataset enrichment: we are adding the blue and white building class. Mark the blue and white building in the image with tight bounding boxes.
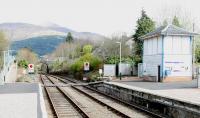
[140,24,198,82]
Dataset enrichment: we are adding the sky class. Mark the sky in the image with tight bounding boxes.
[0,0,199,36]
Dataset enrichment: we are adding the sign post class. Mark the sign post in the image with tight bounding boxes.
[28,64,34,74]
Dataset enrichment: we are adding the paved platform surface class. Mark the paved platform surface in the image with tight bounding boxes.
[0,83,47,118]
[115,79,198,90]
[110,79,200,105]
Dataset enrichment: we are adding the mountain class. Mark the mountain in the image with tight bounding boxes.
[0,22,106,41]
[3,22,107,56]
[11,35,66,56]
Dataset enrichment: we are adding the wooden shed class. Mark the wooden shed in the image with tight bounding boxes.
[140,24,198,82]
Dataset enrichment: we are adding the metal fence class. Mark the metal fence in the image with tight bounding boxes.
[0,50,15,85]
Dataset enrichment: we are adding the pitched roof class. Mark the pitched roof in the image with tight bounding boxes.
[140,24,199,40]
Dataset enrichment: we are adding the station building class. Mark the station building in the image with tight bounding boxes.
[140,24,198,82]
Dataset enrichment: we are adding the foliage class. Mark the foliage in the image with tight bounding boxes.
[70,53,102,73]
[172,16,181,27]
[18,60,28,69]
[17,48,38,64]
[104,56,134,64]
[94,34,132,60]
[83,45,93,54]
[0,31,9,69]
[66,32,73,43]
[87,71,100,82]
[0,31,9,51]
[195,36,200,63]
[132,9,155,66]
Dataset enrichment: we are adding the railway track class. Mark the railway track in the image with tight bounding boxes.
[40,75,89,118]
[46,75,163,118]
[43,75,131,118]
[57,76,166,118]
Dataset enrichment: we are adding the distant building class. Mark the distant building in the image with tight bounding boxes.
[140,24,198,82]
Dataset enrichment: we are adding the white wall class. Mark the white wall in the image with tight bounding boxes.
[143,55,162,76]
[164,55,192,76]
[104,64,116,76]
[143,36,162,76]
[164,36,191,55]
[143,36,162,55]
[163,36,192,77]
[119,63,132,76]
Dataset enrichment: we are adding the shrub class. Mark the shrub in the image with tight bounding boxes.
[18,60,28,69]
[88,71,100,82]
[83,45,93,54]
[70,53,102,73]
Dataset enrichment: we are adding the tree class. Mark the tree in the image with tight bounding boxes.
[0,31,9,69]
[172,16,181,27]
[132,9,155,66]
[66,32,73,43]
[17,48,38,65]
[83,45,93,54]
[162,19,168,26]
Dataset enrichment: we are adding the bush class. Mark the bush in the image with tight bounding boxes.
[88,71,100,82]
[104,56,134,64]
[83,45,93,54]
[70,53,102,73]
[18,60,28,69]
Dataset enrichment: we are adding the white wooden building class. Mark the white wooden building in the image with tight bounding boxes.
[140,24,198,82]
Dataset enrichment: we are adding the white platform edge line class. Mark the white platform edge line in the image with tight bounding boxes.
[38,83,48,118]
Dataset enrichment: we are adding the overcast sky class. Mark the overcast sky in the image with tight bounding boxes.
[0,0,199,36]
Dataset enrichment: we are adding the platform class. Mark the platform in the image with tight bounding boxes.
[112,79,200,105]
[0,83,47,118]
[88,80,200,117]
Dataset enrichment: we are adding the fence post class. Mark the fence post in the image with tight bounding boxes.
[198,67,200,88]
[158,65,161,82]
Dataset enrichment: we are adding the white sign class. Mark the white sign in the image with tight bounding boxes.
[99,69,103,74]
[84,62,90,71]
[28,64,34,73]
[83,77,87,80]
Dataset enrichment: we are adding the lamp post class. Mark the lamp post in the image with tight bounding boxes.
[116,42,122,80]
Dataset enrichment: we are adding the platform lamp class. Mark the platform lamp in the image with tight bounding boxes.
[116,41,122,80]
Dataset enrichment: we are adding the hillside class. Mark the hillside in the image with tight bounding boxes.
[0,22,106,41]
[11,35,66,56]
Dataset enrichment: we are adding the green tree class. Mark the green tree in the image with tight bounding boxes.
[83,45,93,54]
[66,32,73,43]
[18,60,28,69]
[132,9,155,66]
[172,16,181,27]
